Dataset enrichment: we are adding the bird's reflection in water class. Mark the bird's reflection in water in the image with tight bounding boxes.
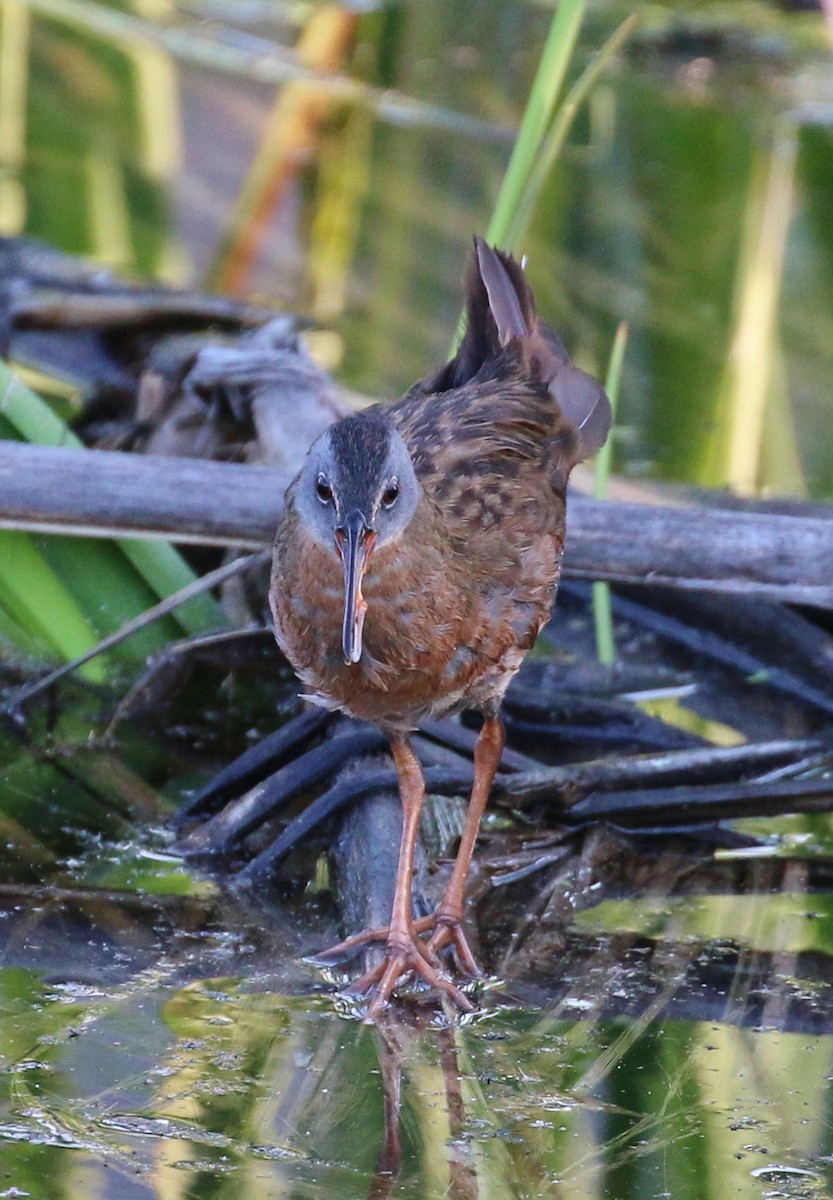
[367,1010,479,1200]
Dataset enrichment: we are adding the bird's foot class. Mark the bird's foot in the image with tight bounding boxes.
[426,912,484,979]
[309,912,483,1020]
[344,932,475,1022]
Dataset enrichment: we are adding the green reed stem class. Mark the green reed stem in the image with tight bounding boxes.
[593,321,628,665]
[504,13,638,249]
[486,0,587,251]
[454,6,634,349]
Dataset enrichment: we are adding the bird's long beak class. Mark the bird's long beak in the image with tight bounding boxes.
[335,511,377,665]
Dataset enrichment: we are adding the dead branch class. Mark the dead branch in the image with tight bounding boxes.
[1,440,832,607]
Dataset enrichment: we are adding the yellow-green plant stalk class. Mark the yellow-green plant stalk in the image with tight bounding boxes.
[487,7,637,252]
[593,321,628,665]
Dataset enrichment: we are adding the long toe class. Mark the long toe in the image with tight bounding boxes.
[308,915,434,965]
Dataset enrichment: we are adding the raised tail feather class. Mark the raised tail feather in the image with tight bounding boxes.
[413,238,612,466]
[447,238,570,385]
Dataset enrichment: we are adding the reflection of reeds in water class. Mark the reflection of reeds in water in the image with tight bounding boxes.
[6,886,833,1199]
[702,118,806,498]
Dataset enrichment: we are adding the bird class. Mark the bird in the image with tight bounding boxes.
[270,237,611,1018]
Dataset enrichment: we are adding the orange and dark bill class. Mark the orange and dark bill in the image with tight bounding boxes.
[335,511,376,665]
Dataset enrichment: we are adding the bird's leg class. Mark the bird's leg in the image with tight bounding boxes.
[426,714,505,975]
[351,735,474,1020]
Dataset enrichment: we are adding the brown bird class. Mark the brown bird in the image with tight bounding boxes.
[270,238,611,1018]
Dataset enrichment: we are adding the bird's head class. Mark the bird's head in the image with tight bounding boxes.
[292,411,420,665]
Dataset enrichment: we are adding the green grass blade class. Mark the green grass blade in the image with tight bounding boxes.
[593,321,628,666]
[0,597,73,665]
[32,535,186,660]
[0,359,223,650]
[7,552,266,710]
[506,14,639,248]
[116,541,222,636]
[0,357,83,447]
[454,8,633,353]
[0,531,104,677]
[487,0,587,251]
[594,322,627,503]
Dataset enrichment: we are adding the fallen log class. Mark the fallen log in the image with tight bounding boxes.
[0,440,287,545]
[0,439,831,607]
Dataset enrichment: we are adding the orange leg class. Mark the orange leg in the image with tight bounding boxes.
[426,715,505,974]
[346,736,473,1020]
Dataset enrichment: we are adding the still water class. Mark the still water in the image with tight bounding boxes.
[1,841,832,1200]
[1,1,833,1197]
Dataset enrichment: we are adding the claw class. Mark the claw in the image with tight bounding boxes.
[426,915,484,979]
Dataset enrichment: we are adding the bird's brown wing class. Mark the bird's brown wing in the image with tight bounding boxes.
[389,376,560,504]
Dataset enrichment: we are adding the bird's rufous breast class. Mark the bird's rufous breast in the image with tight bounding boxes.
[272,488,561,730]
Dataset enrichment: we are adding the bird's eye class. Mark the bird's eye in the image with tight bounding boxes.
[381,480,400,509]
[316,475,333,504]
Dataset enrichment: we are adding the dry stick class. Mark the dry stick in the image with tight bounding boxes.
[11,291,275,330]
[567,776,833,826]
[498,738,826,808]
[2,551,269,711]
[0,441,832,606]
